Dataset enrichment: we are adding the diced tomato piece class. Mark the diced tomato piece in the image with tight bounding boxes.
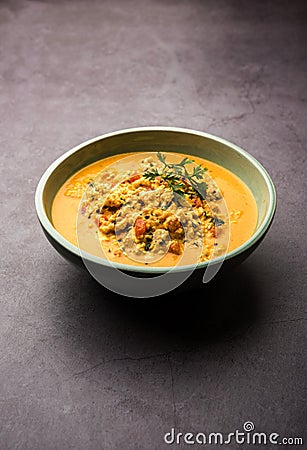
[128,174,141,183]
[193,197,202,207]
[96,214,108,227]
[135,218,146,238]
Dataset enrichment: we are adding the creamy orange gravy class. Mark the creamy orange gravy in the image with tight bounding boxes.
[52,152,258,266]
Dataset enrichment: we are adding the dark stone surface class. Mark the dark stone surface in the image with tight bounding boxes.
[0,1,306,449]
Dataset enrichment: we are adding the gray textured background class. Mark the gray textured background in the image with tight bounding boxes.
[0,1,306,449]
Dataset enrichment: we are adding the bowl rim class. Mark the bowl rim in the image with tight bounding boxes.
[35,126,276,273]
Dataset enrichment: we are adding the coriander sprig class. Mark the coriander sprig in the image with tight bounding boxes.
[144,152,208,198]
[144,167,186,196]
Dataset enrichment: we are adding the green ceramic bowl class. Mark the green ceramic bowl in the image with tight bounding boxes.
[35,127,276,282]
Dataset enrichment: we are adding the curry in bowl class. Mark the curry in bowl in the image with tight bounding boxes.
[52,151,257,268]
[35,127,276,277]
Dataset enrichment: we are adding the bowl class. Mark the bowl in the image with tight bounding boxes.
[35,127,276,295]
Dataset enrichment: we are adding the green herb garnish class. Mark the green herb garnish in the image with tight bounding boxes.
[144,167,186,196]
[144,152,208,198]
